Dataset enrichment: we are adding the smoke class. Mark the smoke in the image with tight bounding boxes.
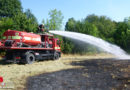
[49,30,130,59]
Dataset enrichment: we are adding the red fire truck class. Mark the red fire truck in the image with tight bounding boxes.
[0,30,61,64]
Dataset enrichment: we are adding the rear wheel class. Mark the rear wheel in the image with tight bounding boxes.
[5,51,16,63]
[24,52,35,64]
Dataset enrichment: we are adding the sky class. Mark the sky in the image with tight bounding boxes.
[21,0,130,27]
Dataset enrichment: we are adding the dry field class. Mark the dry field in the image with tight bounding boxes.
[0,54,130,90]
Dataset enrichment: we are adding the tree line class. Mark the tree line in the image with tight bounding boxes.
[0,0,130,54]
[64,15,130,54]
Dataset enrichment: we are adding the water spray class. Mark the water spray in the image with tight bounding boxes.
[49,30,130,59]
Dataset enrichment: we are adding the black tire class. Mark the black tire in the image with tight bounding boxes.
[5,51,16,63]
[53,53,59,60]
[25,53,35,64]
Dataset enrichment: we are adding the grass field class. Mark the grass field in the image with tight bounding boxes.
[0,54,115,90]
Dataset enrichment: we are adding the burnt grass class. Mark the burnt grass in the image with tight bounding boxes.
[26,58,130,90]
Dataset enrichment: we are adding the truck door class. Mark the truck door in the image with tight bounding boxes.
[54,39,61,50]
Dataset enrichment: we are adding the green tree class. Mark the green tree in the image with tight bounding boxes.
[25,9,37,22]
[80,20,99,37]
[124,17,130,29]
[114,22,128,49]
[85,14,99,23]
[65,18,76,31]
[42,19,50,31]
[62,38,74,54]
[0,0,22,18]
[0,0,38,33]
[42,9,64,30]
[85,14,116,42]
[126,29,130,52]
[24,9,38,32]
[0,17,14,38]
[13,11,38,32]
[64,18,76,54]
[48,9,64,30]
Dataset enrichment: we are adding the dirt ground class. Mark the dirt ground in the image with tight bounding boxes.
[0,54,130,90]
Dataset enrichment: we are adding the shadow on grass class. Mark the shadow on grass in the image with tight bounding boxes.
[0,58,54,65]
[26,58,130,90]
[0,59,12,65]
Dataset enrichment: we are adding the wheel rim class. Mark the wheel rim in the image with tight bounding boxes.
[26,53,35,64]
[29,56,34,62]
[54,53,59,60]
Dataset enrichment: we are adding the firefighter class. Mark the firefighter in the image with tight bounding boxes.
[38,24,44,33]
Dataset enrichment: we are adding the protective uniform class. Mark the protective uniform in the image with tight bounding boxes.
[38,24,44,33]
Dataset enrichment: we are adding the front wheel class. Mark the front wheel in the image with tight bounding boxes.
[53,53,59,60]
